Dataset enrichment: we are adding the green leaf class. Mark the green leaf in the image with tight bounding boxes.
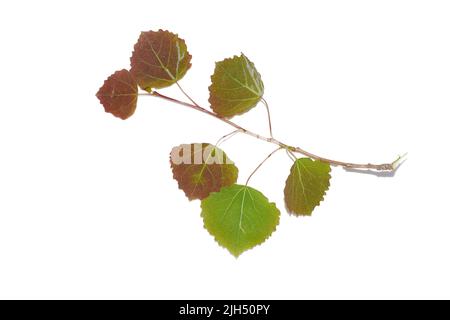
[96,69,138,120]
[201,184,280,257]
[208,54,264,118]
[170,143,238,200]
[284,158,331,216]
[130,29,192,91]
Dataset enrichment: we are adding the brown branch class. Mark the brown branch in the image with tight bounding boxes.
[148,91,401,171]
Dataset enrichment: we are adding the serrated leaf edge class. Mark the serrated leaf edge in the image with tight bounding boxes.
[130,29,192,91]
[169,144,239,201]
[200,185,280,258]
[95,69,138,120]
[283,159,332,216]
[208,53,264,118]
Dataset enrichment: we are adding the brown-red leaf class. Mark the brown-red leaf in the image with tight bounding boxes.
[170,143,238,200]
[130,30,192,91]
[96,69,138,120]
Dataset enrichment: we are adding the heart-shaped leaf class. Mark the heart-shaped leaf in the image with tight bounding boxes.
[96,69,138,120]
[284,158,331,216]
[130,29,192,91]
[209,54,264,118]
[170,143,238,200]
[201,184,280,257]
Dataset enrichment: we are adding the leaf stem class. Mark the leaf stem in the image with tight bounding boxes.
[215,129,242,147]
[261,98,273,138]
[175,82,201,107]
[286,149,297,162]
[147,91,398,171]
[245,147,283,185]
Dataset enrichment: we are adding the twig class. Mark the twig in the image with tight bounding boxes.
[148,91,398,171]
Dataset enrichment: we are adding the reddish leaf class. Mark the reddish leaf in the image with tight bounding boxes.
[96,69,138,120]
[130,29,192,91]
[170,143,238,200]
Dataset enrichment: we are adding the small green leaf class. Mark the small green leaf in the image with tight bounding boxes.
[170,143,238,200]
[130,29,192,91]
[208,54,264,118]
[96,69,138,120]
[201,184,280,257]
[284,158,331,216]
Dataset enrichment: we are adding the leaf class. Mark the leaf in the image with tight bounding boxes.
[284,158,331,216]
[130,29,192,91]
[170,143,238,200]
[201,184,280,257]
[208,54,264,118]
[96,69,138,120]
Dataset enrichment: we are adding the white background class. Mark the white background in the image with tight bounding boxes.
[0,0,449,299]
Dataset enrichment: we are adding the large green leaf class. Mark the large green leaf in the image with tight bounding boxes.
[208,54,264,118]
[284,158,331,216]
[130,29,192,91]
[170,143,238,200]
[201,184,280,257]
[96,69,138,120]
